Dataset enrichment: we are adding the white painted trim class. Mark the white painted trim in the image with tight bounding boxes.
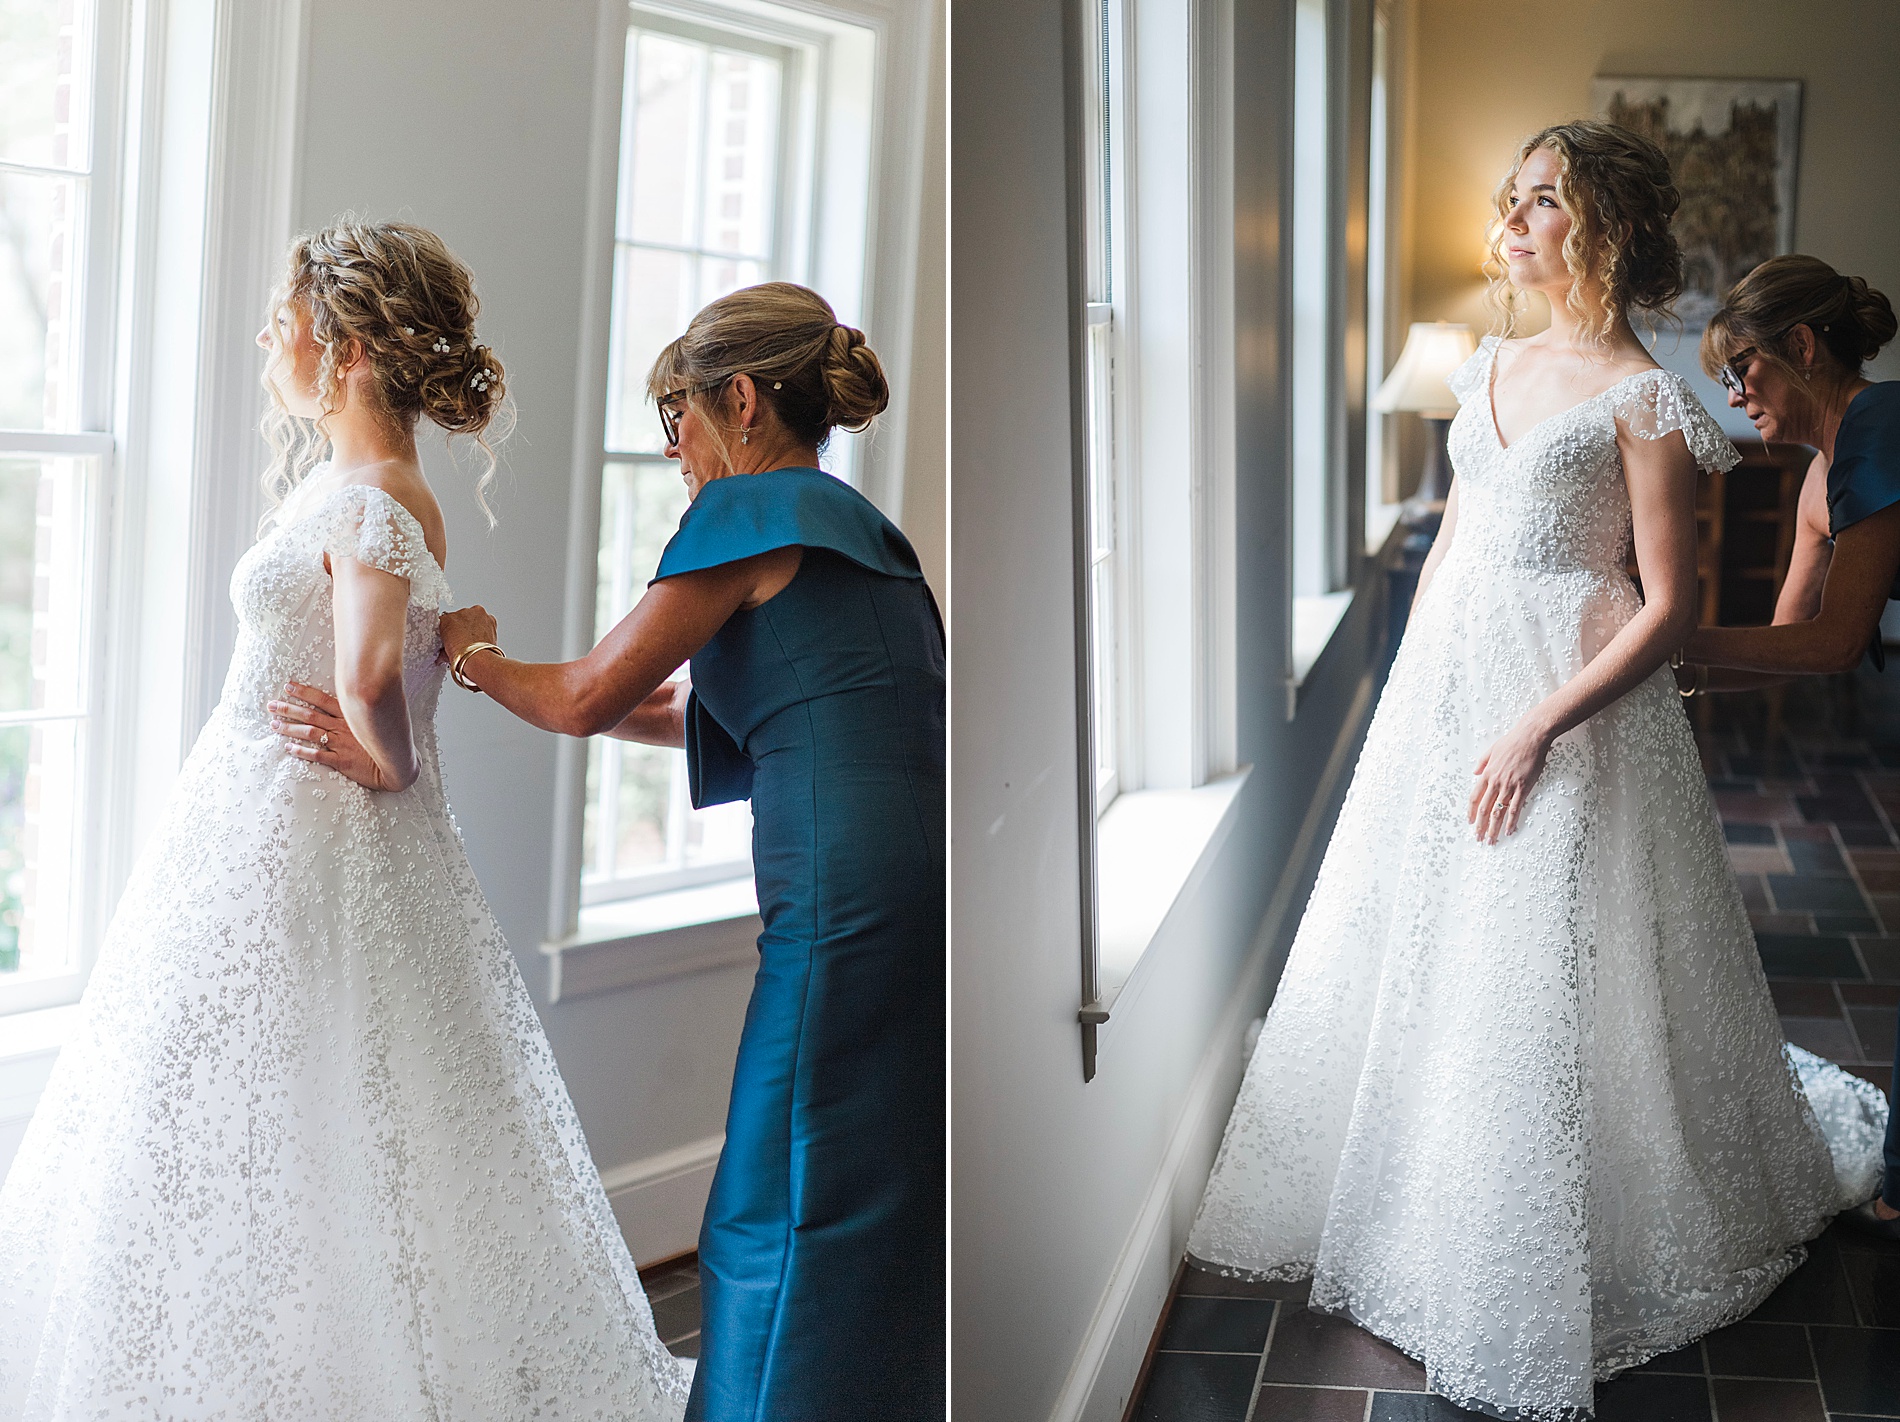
[0,430,116,455]
[1189,0,1237,783]
[1094,765,1251,1009]
[1047,665,1379,1422]
[598,1133,725,1268]
[543,878,760,1003]
[179,0,306,740]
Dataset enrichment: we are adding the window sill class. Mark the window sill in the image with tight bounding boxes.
[1365,500,1405,556]
[1092,765,1252,1019]
[1290,589,1354,688]
[543,877,761,1004]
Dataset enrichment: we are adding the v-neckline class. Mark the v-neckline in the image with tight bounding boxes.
[1485,340,1660,452]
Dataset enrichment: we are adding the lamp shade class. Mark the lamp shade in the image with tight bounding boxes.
[1372,321,1478,418]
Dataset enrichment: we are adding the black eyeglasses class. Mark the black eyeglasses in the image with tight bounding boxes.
[1716,347,1757,400]
[656,378,730,445]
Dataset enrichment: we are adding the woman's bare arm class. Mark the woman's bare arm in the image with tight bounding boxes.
[1468,422,1701,841]
[1682,455,1833,693]
[320,556,420,790]
[1684,460,1900,678]
[442,547,801,739]
[1410,478,1462,609]
[606,678,693,748]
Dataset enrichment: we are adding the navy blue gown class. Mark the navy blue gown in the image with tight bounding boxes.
[1825,380,1900,1212]
[653,467,945,1422]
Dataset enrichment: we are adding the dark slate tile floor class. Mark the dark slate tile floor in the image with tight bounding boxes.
[1129,671,1900,1422]
[638,1253,702,1359]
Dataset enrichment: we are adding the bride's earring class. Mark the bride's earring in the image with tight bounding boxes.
[741,428,750,446]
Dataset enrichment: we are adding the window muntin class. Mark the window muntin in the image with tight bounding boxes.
[0,0,109,1006]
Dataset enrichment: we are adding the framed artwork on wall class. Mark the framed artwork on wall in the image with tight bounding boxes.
[1590,75,1803,326]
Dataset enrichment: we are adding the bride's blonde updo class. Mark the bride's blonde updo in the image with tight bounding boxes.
[647,282,889,474]
[261,219,511,523]
[1483,121,1685,348]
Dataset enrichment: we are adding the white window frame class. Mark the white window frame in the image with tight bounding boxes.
[581,9,811,907]
[1363,1,1403,555]
[0,0,128,1018]
[1078,0,1129,811]
[0,0,306,1028]
[547,0,932,961]
[1285,0,1353,709]
[1072,0,1244,1072]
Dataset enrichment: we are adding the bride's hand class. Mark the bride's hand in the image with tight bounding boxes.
[439,605,500,665]
[1469,717,1554,844]
[270,682,398,791]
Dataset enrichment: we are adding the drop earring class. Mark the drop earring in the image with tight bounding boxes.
[741,428,750,445]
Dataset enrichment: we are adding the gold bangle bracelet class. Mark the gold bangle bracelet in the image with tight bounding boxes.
[451,642,505,693]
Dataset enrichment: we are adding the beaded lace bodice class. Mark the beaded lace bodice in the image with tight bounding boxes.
[220,477,455,740]
[0,478,692,1419]
[1441,337,1741,577]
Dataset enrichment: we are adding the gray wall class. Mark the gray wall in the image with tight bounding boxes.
[950,0,1391,1414]
[296,0,941,1206]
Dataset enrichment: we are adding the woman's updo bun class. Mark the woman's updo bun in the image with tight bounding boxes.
[820,323,891,432]
[648,281,890,458]
[261,218,511,523]
[1701,254,1897,381]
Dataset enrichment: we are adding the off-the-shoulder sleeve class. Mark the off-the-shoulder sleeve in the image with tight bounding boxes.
[1608,371,1741,474]
[1443,337,1494,407]
[319,485,453,609]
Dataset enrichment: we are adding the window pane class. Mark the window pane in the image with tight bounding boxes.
[0,454,88,714]
[621,31,705,248]
[0,0,89,171]
[606,244,696,454]
[0,171,83,429]
[581,459,751,894]
[701,50,779,259]
[0,717,81,981]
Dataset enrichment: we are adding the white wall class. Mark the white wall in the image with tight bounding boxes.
[950,0,1393,1416]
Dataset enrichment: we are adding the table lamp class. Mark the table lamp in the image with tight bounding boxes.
[1373,321,1478,524]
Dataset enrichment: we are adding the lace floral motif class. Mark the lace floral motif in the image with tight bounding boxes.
[0,484,692,1419]
[1187,337,1885,1422]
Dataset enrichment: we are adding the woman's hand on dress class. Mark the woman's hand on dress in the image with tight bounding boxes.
[439,605,500,665]
[270,682,398,790]
[1470,716,1554,844]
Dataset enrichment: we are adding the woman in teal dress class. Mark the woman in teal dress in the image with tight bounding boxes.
[1672,254,1900,1239]
[299,283,945,1419]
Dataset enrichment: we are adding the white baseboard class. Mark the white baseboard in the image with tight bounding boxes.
[1047,667,1379,1422]
[599,1133,725,1268]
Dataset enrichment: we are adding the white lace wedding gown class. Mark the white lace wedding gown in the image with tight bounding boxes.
[0,476,693,1421]
[1188,339,1889,1421]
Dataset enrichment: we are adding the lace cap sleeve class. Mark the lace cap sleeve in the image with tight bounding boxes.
[1442,337,1494,408]
[1609,370,1741,474]
[320,485,453,609]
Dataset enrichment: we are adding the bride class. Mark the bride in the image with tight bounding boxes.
[0,221,691,1419]
[1188,123,1888,1420]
